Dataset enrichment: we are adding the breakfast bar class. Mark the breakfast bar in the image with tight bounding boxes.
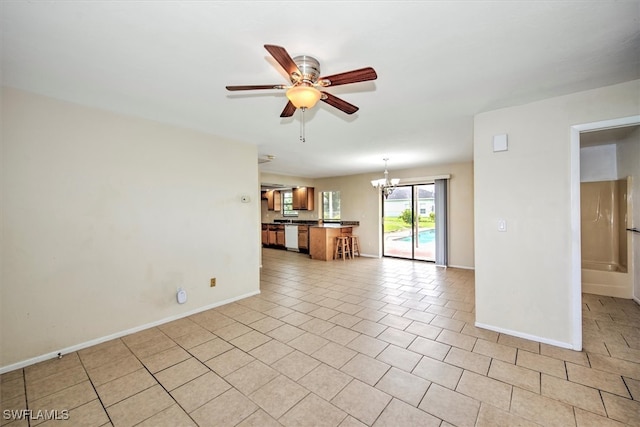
[309,224,354,261]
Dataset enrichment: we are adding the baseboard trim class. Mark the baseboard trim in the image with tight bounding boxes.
[474,321,576,350]
[448,264,475,270]
[0,290,261,374]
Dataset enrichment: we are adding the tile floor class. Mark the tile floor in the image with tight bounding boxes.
[2,248,639,426]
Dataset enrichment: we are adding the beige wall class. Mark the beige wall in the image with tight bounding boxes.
[474,80,640,349]
[260,162,475,269]
[1,88,261,369]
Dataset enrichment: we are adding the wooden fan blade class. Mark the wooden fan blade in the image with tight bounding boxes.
[321,92,359,115]
[264,44,300,77]
[319,67,378,87]
[226,84,285,91]
[280,101,296,118]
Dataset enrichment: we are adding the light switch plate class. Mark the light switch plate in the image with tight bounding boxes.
[498,219,507,232]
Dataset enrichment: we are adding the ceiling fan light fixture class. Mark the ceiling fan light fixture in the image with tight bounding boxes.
[226,45,377,118]
[286,85,321,109]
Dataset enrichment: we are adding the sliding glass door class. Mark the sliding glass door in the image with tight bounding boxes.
[382,184,435,261]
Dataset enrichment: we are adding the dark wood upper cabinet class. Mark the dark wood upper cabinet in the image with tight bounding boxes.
[292,187,314,211]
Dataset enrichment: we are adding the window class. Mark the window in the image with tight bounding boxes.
[322,191,340,220]
[282,190,298,217]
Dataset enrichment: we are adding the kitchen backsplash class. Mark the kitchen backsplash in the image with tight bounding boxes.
[261,200,318,223]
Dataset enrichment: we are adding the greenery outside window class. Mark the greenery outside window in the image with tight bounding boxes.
[322,191,340,220]
[282,190,298,216]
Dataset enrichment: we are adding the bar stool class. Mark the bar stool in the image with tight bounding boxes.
[350,235,361,257]
[334,236,352,260]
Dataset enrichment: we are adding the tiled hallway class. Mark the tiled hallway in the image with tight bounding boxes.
[2,248,639,426]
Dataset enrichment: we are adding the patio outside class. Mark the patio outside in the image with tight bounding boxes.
[384,229,435,259]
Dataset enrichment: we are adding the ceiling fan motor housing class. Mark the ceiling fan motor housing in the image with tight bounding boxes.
[291,55,320,85]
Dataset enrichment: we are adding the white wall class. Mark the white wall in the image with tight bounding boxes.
[474,80,640,349]
[267,162,475,268]
[1,88,261,368]
[580,144,617,182]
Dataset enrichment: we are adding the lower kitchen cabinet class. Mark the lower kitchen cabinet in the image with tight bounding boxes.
[262,222,313,253]
[263,223,286,248]
[298,225,309,252]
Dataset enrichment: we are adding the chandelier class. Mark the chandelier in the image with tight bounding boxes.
[371,158,400,198]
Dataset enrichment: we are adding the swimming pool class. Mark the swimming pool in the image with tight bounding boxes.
[395,229,435,244]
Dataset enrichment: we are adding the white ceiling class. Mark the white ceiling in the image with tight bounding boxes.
[2,1,639,178]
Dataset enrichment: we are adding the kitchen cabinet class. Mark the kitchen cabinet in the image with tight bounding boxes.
[298,225,309,252]
[265,190,281,211]
[276,227,285,246]
[263,223,285,247]
[267,228,277,245]
[292,187,314,211]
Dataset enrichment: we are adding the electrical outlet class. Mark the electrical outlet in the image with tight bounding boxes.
[210,278,216,287]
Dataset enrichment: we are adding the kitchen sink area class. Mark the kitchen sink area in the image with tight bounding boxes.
[261,219,321,254]
[261,219,360,258]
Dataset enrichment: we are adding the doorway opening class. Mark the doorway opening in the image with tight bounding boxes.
[570,114,640,350]
[580,127,638,299]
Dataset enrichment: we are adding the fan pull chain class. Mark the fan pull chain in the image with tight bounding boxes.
[300,107,306,143]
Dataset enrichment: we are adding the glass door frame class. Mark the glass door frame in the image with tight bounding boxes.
[382,183,435,262]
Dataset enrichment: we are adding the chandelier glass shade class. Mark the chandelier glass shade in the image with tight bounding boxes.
[371,158,400,198]
[286,85,322,109]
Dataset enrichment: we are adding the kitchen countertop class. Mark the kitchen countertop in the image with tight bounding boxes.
[311,224,355,228]
[269,220,359,226]
[272,219,321,225]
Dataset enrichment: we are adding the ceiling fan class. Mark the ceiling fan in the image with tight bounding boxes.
[226,44,377,117]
